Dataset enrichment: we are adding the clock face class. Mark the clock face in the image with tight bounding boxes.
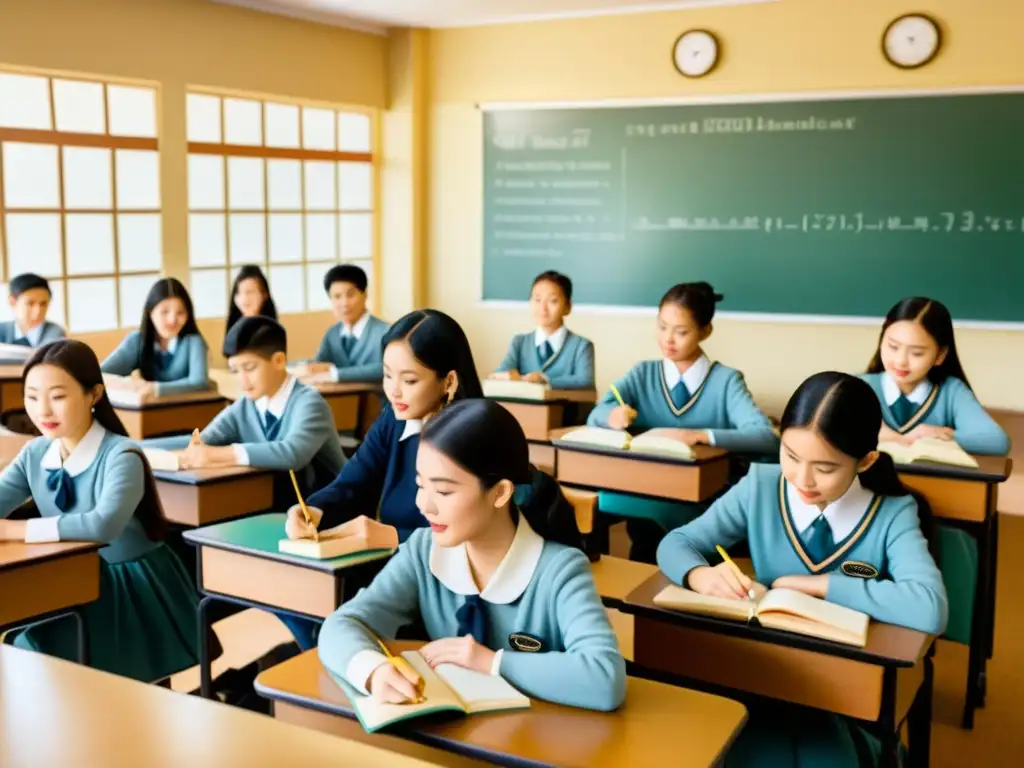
[673,30,719,78]
[883,14,941,69]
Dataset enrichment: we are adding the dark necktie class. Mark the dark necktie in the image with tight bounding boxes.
[155,349,173,369]
[12,337,32,347]
[341,335,355,356]
[455,594,489,645]
[538,340,553,364]
[890,395,915,426]
[46,467,75,511]
[670,380,691,408]
[802,515,836,563]
[263,410,280,439]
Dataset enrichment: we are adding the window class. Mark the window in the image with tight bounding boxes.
[0,69,161,332]
[186,92,376,318]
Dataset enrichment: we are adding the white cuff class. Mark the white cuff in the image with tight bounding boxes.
[489,649,504,676]
[25,516,60,543]
[232,444,250,466]
[330,365,340,383]
[705,430,716,446]
[346,649,391,694]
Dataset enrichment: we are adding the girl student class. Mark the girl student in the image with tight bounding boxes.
[657,371,947,767]
[226,265,278,337]
[316,397,626,713]
[0,340,204,681]
[101,278,209,397]
[585,282,778,563]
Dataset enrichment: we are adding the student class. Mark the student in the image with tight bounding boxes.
[0,340,203,681]
[657,371,947,767]
[490,270,595,389]
[225,265,278,337]
[316,398,626,712]
[100,278,209,397]
[0,273,65,347]
[586,282,778,563]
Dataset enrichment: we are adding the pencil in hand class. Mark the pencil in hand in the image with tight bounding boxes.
[715,545,756,600]
[288,469,319,542]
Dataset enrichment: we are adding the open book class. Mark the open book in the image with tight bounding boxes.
[558,427,696,461]
[483,379,550,400]
[0,342,34,363]
[345,650,530,733]
[278,527,396,560]
[878,437,978,469]
[142,448,180,472]
[653,583,869,647]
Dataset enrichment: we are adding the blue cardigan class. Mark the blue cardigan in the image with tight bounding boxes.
[101,331,209,397]
[0,320,65,347]
[496,329,595,389]
[314,315,389,383]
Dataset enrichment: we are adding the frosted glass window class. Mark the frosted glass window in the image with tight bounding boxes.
[305,264,332,311]
[0,284,9,321]
[268,214,303,263]
[188,213,227,267]
[190,269,228,319]
[119,274,158,327]
[339,162,372,210]
[224,98,262,146]
[63,147,113,209]
[5,214,63,277]
[117,214,162,271]
[339,213,372,259]
[53,79,105,134]
[187,93,221,143]
[302,107,335,150]
[107,85,157,138]
[68,277,118,331]
[304,161,335,210]
[305,214,337,261]
[265,103,300,148]
[338,112,372,152]
[188,155,225,210]
[65,214,115,275]
[3,143,60,208]
[47,280,67,329]
[0,73,51,130]
[115,150,160,209]
[269,265,304,313]
[229,213,266,264]
[227,157,265,210]
[267,160,301,210]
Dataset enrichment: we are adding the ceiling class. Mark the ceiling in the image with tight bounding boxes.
[211,0,775,33]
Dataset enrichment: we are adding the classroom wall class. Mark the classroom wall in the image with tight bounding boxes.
[425,0,1024,412]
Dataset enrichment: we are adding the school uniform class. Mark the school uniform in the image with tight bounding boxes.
[0,320,65,347]
[318,513,626,712]
[496,327,595,390]
[0,422,201,681]
[314,313,389,383]
[100,331,210,396]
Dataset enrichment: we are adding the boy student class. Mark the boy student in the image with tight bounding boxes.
[0,273,65,347]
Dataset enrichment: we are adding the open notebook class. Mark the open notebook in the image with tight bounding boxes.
[558,427,696,461]
[141,448,180,472]
[483,379,550,400]
[653,583,869,647]
[343,650,530,733]
[878,438,978,469]
[0,343,34,363]
[278,526,396,560]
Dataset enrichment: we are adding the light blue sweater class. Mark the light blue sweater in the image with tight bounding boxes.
[314,315,389,383]
[100,331,209,397]
[0,320,65,347]
[657,464,948,635]
[496,330,595,389]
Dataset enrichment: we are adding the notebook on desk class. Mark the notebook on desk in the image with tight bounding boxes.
[878,438,978,469]
[559,427,696,460]
[141,448,180,472]
[0,343,33,364]
[278,526,396,560]
[483,379,550,400]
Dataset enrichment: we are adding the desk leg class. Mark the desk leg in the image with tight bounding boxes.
[986,510,999,662]
[963,514,993,728]
[906,647,934,768]
[71,608,89,666]
[198,595,215,699]
[878,668,900,768]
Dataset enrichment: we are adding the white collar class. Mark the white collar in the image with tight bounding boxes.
[341,312,370,339]
[662,354,711,394]
[41,420,108,478]
[155,335,180,355]
[255,375,297,418]
[399,418,423,442]
[786,475,876,542]
[15,322,44,346]
[881,374,932,406]
[429,513,545,605]
[534,325,568,354]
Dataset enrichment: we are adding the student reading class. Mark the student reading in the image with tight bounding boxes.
[225,264,278,336]
[657,371,947,767]
[101,278,210,397]
[0,340,203,681]
[317,398,626,712]
[0,273,65,347]
[489,270,595,389]
[586,282,778,562]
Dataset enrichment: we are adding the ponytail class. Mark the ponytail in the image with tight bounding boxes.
[513,468,584,552]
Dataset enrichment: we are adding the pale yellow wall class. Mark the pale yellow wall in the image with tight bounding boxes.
[426,0,1024,413]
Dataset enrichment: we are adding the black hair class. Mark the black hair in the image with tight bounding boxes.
[323,263,368,295]
[866,297,971,390]
[23,340,167,542]
[10,273,51,299]
[226,265,278,336]
[381,310,483,401]
[138,278,201,380]
[422,399,583,550]
[222,315,287,360]
[658,282,723,328]
[531,270,573,304]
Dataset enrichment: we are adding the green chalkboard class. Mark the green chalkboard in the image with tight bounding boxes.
[481,91,1024,323]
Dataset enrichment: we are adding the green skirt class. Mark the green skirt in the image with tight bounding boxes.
[597,491,705,532]
[13,543,203,682]
[936,524,978,645]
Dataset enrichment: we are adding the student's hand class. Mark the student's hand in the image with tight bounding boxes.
[687,563,755,600]
[772,574,830,598]
[294,362,332,377]
[369,661,424,704]
[521,372,547,384]
[318,515,399,549]
[607,405,637,430]
[420,635,496,675]
[285,503,325,539]
[132,380,156,398]
[0,519,27,541]
[904,425,955,443]
[488,371,512,380]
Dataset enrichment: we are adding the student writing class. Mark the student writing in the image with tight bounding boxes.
[0,273,65,347]
[225,264,278,336]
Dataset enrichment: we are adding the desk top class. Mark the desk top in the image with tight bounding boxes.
[894,453,1011,483]
[0,645,442,768]
[549,427,729,466]
[0,541,99,570]
[255,645,747,768]
[0,364,23,381]
[623,573,931,668]
[152,463,273,486]
[109,388,227,412]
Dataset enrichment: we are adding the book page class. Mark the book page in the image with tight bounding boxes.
[432,661,530,714]
[0,343,33,362]
[629,431,696,460]
[349,652,464,733]
[483,379,550,400]
[877,441,912,465]
[278,534,368,559]
[142,448,180,472]
[559,427,631,450]
[653,583,756,622]
[756,588,869,646]
[910,438,978,468]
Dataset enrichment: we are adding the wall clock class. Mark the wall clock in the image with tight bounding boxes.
[673,29,720,78]
[883,13,942,69]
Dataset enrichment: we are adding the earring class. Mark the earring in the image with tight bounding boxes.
[90,406,95,413]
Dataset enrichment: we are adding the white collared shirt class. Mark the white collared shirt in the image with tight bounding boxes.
[881,374,932,407]
[661,355,715,445]
[233,375,298,465]
[154,335,180,355]
[341,312,370,340]
[14,322,45,347]
[534,325,568,355]
[786,475,875,543]
[399,418,423,442]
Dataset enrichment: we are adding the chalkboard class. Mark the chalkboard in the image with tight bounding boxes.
[481,90,1024,324]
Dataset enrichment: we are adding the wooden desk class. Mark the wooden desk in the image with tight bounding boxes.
[0,433,32,470]
[0,645,445,768]
[488,390,596,472]
[0,364,22,412]
[591,555,658,608]
[255,645,748,768]
[152,465,275,528]
[112,390,228,440]
[622,574,933,768]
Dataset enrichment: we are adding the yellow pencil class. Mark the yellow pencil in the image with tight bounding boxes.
[716,545,756,600]
[288,469,319,543]
[347,617,425,703]
[609,383,627,409]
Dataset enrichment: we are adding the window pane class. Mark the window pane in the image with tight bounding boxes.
[118,214,162,271]
[304,161,336,210]
[0,73,51,130]
[305,214,337,261]
[227,157,264,211]
[3,143,60,208]
[65,213,115,275]
[47,279,66,329]
[269,264,304,313]
[302,107,335,150]
[187,93,221,143]
[229,213,266,264]
[115,149,160,209]
[338,112,372,152]
[188,155,224,210]
[107,85,157,138]
[53,79,105,134]
[5,214,63,277]
[339,162,372,210]
[63,147,113,209]
[119,273,159,327]
[190,269,228,319]
[305,264,332,311]
[224,98,262,146]
[265,102,300,148]
[267,159,301,211]
[68,277,118,332]
[188,213,227,267]
[268,214,303,263]
[339,213,372,259]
